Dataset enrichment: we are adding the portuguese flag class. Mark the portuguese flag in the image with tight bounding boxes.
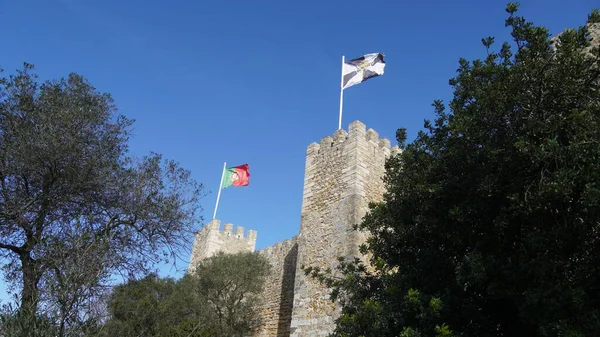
[221,164,250,189]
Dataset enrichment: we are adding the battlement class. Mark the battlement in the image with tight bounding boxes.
[204,219,258,241]
[301,121,397,215]
[188,219,257,272]
[258,236,298,256]
[306,120,397,157]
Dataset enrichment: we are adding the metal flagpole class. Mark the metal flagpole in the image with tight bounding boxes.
[338,55,345,130]
[212,162,227,219]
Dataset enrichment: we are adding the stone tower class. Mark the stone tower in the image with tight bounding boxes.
[188,120,396,336]
[289,120,396,336]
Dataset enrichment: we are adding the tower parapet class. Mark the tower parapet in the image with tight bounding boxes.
[188,219,257,272]
[301,120,392,216]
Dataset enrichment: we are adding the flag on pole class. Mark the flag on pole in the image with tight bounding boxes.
[221,164,250,189]
[342,53,386,90]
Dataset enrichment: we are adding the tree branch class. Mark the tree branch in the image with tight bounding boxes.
[0,195,41,222]
[22,175,31,198]
[0,169,10,204]
[0,241,24,254]
[31,176,54,240]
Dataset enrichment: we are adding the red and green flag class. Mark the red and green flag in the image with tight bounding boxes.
[221,164,250,189]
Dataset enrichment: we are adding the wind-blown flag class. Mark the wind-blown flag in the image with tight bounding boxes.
[221,164,250,189]
[342,53,386,90]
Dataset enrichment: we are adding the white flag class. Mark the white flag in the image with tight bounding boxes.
[342,53,386,90]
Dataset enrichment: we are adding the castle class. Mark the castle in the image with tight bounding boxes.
[189,120,399,336]
[188,21,600,336]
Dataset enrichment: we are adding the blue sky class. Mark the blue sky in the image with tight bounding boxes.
[0,0,596,303]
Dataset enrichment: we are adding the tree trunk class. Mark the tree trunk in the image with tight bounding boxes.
[20,252,40,316]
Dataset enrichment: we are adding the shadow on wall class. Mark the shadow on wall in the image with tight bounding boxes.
[277,242,298,336]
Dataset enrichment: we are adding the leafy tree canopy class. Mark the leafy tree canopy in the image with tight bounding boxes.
[95,252,271,337]
[0,63,203,335]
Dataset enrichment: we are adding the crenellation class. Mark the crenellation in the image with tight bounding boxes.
[306,142,320,159]
[263,239,296,256]
[309,122,392,158]
[272,241,283,252]
[348,120,367,136]
[379,137,391,149]
[366,128,379,142]
[319,136,332,148]
[248,229,258,240]
[188,219,258,273]
[333,129,347,143]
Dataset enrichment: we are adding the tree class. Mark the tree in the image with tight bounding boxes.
[96,274,178,337]
[96,273,208,337]
[189,252,271,337]
[1,302,59,337]
[96,252,271,337]
[306,4,600,337]
[0,63,203,334]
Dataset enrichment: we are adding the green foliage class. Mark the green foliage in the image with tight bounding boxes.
[308,3,600,337]
[191,251,271,337]
[0,304,59,337]
[435,324,453,337]
[95,252,270,337]
[588,9,600,23]
[97,274,177,337]
[0,64,203,335]
[399,327,419,337]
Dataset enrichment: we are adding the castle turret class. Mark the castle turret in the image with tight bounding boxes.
[188,219,258,273]
[290,120,395,336]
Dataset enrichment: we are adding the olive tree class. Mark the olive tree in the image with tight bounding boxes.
[0,63,203,335]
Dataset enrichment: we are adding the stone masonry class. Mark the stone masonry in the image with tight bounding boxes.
[189,120,398,336]
[253,237,298,336]
[289,121,398,336]
[188,219,257,273]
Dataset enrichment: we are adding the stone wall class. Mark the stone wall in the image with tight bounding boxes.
[253,237,299,337]
[188,219,257,272]
[289,121,397,336]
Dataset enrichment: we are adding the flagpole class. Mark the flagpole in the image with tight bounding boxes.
[212,162,226,219]
[338,55,345,130]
